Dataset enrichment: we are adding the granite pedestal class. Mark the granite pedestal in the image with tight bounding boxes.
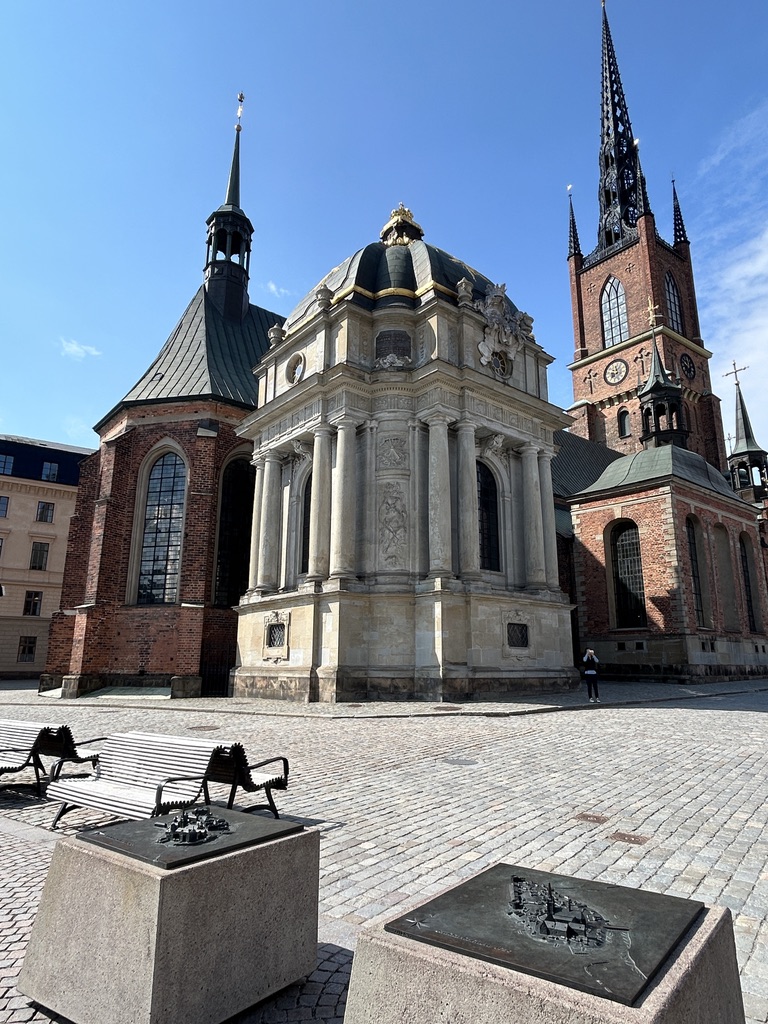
[19,812,320,1024]
[344,866,745,1024]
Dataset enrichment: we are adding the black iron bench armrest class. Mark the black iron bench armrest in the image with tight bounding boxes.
[246,755,289,781]
[155,773,208,811]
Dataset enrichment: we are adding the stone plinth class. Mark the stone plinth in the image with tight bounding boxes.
[19,826,320,1024]
[345,901,744,1024]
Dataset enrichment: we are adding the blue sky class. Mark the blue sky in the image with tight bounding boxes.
[1,0,767,453]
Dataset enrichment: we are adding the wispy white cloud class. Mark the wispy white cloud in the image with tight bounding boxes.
[60,338,101,360]
[62,415,98,446]
[266,280,291,299]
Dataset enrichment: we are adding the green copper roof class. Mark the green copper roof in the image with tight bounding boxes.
[573,445,736,500]
[95,287,284,429]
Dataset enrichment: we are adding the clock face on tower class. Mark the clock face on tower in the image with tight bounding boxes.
[604,359,629,385]
[680,353,696,380]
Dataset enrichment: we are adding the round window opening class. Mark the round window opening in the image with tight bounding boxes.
[286,354,305,385]
[490,350,510,378]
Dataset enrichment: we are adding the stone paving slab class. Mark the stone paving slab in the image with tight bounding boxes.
[1,679,767,1023]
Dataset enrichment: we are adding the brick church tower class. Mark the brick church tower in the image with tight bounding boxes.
[42,104,285,698]
[566,4,727,472]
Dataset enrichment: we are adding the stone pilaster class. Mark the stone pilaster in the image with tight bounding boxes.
[456,420,480,579]
[256,451,283,593]
[537,449,560,590]
[520,443,546,588]
[247,456,265,591]
[307,425,333,582]
[330,419,358,579]
[425,413,453,578]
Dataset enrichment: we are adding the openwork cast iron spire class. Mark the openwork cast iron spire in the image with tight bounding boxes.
[568,193,582,259]
[597,4,639,251]
[672,181,689,244]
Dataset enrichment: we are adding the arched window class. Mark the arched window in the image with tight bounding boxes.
[137,452,186,605]
[214,458,255,607]
[617,408,630,437]
[610,521,647,627]
[714,525,739,631]
[739,534,760,632]
[601,277,629,348]
[664,272,684,335]
[686,517,706,628]
[300,473,312,575]
[477,462,500,571]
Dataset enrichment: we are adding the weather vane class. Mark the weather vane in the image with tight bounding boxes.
[235,92,245,132]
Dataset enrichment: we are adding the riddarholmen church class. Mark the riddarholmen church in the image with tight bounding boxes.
[42,8,768,701]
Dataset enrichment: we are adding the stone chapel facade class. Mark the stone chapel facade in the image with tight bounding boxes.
[233,206,576,701]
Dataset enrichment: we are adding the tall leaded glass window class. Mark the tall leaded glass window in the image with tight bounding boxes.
[611,521,647,627]
[214,458,255,607]
[664,272,684,335]
[601,277,629,348]
[137,453,186,605]
[477,462,500,572]
[739,536,757,633]
[686,518,705,628]
[300,474,312,575]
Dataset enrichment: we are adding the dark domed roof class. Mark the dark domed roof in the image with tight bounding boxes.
[284,205,521,331]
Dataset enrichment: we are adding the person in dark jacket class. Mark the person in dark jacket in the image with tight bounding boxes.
[582,649,600,703]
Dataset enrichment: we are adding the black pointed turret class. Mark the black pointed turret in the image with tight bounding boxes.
[729,382,768,498]
[638,342,689,450]
[204,121,254,322]
[672,181,689,245]
[568,194,582,259]
[597,4,640,251]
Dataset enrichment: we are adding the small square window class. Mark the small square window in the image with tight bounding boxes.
[23,591,43,616]
[701,641,707,652]
[616,641,626,651]
[635,641,645,651]
[0,455,14,475]
[36,501,55,523]
[267,623,286,648]
[41,462,58,482]
[29,542,49,571]
[17,636,37,663]
[0,496,8,517]
[507,623,529,648]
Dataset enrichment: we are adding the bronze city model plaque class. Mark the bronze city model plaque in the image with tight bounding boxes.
[77,807,304,869]
[384,863,705,1005]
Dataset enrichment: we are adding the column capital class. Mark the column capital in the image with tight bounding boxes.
[312,423,335,438]
[330,415,363,432]
[455,418,479,434]
[422,411,454,429]
[518,442,540,458]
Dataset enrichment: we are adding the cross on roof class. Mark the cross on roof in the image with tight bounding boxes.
[723,360,748,385]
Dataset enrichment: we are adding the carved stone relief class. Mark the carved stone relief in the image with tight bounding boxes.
[377,436,408,471]
[475,283,535,381]
[378,481,408,566]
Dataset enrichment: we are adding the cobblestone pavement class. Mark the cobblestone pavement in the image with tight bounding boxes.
[1,677,767,1023]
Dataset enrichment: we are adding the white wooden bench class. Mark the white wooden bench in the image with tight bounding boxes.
[46,731,226,828]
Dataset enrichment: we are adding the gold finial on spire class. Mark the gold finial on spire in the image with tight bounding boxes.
[646,295,660,329]
[235,92,245,133]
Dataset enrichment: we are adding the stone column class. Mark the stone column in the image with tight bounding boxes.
[256,451,283,592]
[307,425,333,582]
[456,420,480,579]
[426,413,453,578]
[538,449,560,590]
[330,419,358,579]
[363,420,379,578]
[519,443,546,589]
[247,455,265,591]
